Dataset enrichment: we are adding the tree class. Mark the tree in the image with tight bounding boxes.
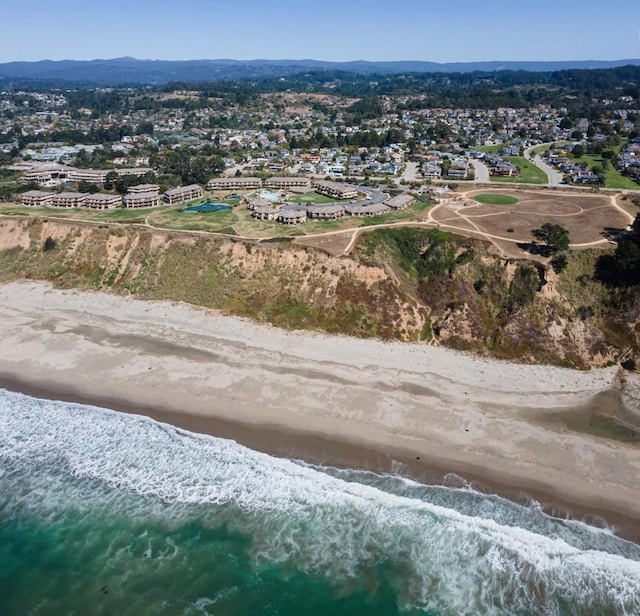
[571,144,585,158]
[531,223,570,256]
[597,213,640,286]
[550,253,568,274]
[43,236,57,252]
[104,170,118,190]
[504,264,542,313]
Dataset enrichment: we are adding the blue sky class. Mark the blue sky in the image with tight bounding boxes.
[2,0,640,63]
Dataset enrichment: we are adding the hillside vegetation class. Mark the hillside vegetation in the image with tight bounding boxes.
[0,217,638,369]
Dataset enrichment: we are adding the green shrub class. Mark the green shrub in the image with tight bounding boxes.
[43,236,57,252]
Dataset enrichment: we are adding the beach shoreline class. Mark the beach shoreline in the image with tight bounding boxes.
[2,280,640,539]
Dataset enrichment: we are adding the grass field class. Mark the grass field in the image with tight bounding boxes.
[473,193,519,205]
[147,207,239,233]
[477,143,509,155]
[491,157,548,185]
[530,141,571,156]
[1,197,435,240]
[291,192,338,205]
[0,205,155,224]
[571,151,640,190]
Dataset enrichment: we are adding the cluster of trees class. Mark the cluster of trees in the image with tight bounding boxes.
[531,223,570,273]
[149,66,640,114]
[104,171,157,195]
[154,148,224,185]
[597,214,640,286]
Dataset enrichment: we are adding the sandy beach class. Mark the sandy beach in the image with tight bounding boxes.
[1,280,640,529]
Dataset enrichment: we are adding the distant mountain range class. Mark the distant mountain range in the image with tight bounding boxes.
[1,57,640,86]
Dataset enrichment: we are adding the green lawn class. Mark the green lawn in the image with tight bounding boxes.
[530,141,571,156]
[473,193,519,205]
[291,192,341,205]
[0,198,433,239]
[477,143,511,155]
[491,157,548,184]
[0,205,157,224]
[146,205,239,232]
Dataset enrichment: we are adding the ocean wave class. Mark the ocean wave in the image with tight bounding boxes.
[1,388,640,615]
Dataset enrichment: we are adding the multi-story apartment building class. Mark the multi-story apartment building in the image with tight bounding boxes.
[207,177,262,191]
[128,184,160,194]
[163,184,204,205]
[313,181,359,200]
[51,192,88,208]
[84,194,122,209]
[265,176,311,190]
[20,190,54,207]
[124,192,161,208]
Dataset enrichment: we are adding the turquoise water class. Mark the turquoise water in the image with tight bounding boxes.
[183,202,230,213]
[1,389,640,615]
[260,191,281,202]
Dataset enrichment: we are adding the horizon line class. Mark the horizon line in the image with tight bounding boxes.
[2,56,640,65]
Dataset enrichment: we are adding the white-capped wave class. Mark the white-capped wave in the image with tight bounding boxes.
[1,388,639,615]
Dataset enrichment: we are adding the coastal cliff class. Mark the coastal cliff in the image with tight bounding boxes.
[0,216,637,369]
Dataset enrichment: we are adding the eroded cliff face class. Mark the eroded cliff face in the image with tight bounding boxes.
[0,217,635,368]
[0,218,424,342]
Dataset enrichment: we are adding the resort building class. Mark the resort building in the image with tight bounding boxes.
[84,194,122,209]
[385,194,415,210]
[207,177,262,191]
[19,190,54,207]
[51,192,88,208]
[252,205,279,221]
[307,204,345,220]
[67,168,109,184]
[115,167,154,178]
[21,164,70,187]
[248,197,272,211]
[344,203,390,217]
[164,184,204,205]
[18,164,155,188]
[265,176,311,190]
[277,210,307,225]
[313,181,359,200]
[124,192,161,209]
[128,184,160,194]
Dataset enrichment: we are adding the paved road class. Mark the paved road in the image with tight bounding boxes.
[524,145,563,187]
[396,161,420,184]
[470,159,490,183]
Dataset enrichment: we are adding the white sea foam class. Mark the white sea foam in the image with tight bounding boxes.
[1,388,640,615]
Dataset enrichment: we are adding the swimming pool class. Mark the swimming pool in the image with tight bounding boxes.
[183,202,231,213]
[259,190,282,202]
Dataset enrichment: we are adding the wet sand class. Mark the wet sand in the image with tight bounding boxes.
[1,280,640,537]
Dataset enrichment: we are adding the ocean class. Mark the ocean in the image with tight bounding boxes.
[1,388,640,616]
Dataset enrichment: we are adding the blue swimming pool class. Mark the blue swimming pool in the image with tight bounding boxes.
[183,202,231,213]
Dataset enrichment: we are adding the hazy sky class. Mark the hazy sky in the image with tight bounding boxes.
[2,0,640,63]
